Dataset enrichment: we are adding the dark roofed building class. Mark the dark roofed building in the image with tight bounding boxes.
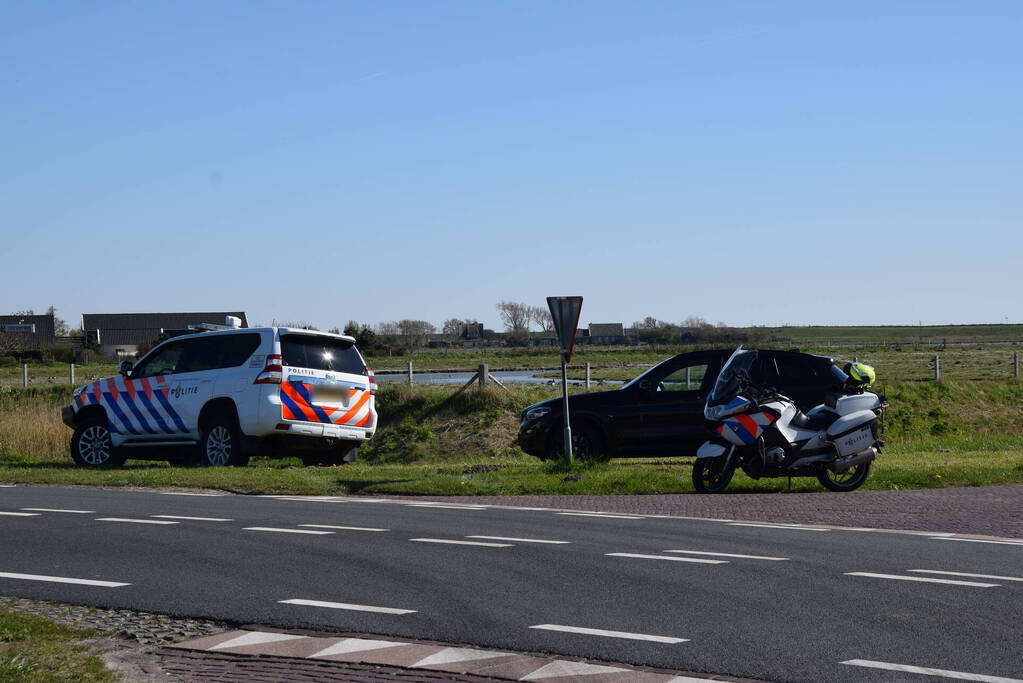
[83,312,248,357]
[0,314,56,349]
[587,323,626,345]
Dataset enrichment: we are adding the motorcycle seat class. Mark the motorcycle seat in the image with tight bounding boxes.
[790,409,839,431]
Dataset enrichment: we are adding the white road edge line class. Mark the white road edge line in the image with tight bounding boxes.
[299,524,388,532]
[279,598,416,614]
[21,508,95,514]
[931,537,1023,547]
[557,513,644,520]
[0,571,130,587]
[404,504,487,510]
[844,572,999,587]
[243,527,334,535]
[0,512,40,517]
[529,624,688,644]
[665,550,789,561]
[158,492,224,496]
[728,523,829,531]
[409,538,512,547]
[95,518,178,525]
[607,553,727,565]
[841,658,1023,682]
[909,569,1023,582]
[466,536,570,544]
[151,515,233,521]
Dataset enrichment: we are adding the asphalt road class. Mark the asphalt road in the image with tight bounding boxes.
[1,485,1020,683]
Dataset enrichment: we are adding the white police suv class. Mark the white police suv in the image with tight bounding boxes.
[61,320,377,467]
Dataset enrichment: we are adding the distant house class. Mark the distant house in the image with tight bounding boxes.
[587,323,627,345]
[459,322,485,340]
[82,311,248,358]
[0,314,56,349]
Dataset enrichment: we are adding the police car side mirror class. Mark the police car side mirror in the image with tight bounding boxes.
[118,361,134,377]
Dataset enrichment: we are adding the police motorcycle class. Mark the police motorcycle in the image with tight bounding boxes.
[693,348,885,493]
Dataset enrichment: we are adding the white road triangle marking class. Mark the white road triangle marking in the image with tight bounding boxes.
[412,647,513,668]
[521,660,631,679]
[310,638,409,658]
[210,631,307,650]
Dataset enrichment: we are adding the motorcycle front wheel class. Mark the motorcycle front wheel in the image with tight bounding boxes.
[817,462,871,492]
[693,456,735,493]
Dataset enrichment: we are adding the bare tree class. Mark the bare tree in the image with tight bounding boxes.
[682,315,712,329]
[442,318,464,335]
[496,301,531,333]
[633,316,664,329]
[529,306,554,333]
[396,319,436,349]
[46,305,70,336]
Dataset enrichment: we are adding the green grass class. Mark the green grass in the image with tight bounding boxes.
[2,378,1022,496]
[0,607,117,682]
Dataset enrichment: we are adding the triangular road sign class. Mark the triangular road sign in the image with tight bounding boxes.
[546,296,583,362]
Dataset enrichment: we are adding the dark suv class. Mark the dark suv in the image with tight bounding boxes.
[518,349,841,461]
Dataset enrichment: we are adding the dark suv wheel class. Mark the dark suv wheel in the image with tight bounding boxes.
[545,423,609,462]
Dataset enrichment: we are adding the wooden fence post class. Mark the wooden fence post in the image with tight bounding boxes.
[69,363,75,385]
[22,364,28,388]
[1014,352,1019,379]
[585,363,591,391]
[478,363,488,387]
[934,355,941,382]
[407,360,413,386]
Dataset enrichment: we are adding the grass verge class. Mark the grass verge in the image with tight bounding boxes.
[1,381,1022,496]
[0,607,116,682]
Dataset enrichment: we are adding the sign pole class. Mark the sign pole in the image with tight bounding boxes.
[546,296,584,465]
[561,350,572,463]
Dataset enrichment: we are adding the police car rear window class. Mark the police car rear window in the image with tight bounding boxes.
[280,334,365,375]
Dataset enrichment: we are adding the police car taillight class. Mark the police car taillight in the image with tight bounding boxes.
[254,354,284,384]
[365,366,377,395]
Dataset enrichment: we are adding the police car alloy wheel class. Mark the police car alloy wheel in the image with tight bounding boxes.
[204,426,233,466]
[71,419,126,468]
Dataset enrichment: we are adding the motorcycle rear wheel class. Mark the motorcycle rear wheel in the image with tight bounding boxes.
[817,462,871,492]
[693,456,735,493]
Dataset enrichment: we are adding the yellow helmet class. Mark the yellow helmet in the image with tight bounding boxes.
[846,362,876,387]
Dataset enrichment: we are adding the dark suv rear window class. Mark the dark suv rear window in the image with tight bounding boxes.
[281,334,365,375]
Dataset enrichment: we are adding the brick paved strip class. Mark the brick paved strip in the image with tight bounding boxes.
[402,485,1023,539]
[169,629,761,682]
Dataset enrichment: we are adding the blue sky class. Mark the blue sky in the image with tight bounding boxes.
[2,1,1020,330]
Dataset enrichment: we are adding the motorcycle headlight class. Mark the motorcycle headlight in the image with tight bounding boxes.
[524,407,551,421]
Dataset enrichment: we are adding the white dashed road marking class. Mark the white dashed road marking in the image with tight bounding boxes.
[299,524,388,532]
[244,527,333,535]
[409,538,512,547]
[465,536,569,544]
[557,512,644,520]
[96,518,178,525]
[841,659,1023,682]
[279,598,416,614]
[909,570,1023,582]
[845,572,999,587]
[21,508,95,514]
[665,550,789,561]
[151,515,232,521]
[0,571,130,587]
[405,504,487,510]
[606,553,727,564]
[728,523,828,531]
[0,512,39,517]
[529,624,688,644]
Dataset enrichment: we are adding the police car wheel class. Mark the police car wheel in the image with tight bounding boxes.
[71,419,126,468]
[198,417,249,467]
